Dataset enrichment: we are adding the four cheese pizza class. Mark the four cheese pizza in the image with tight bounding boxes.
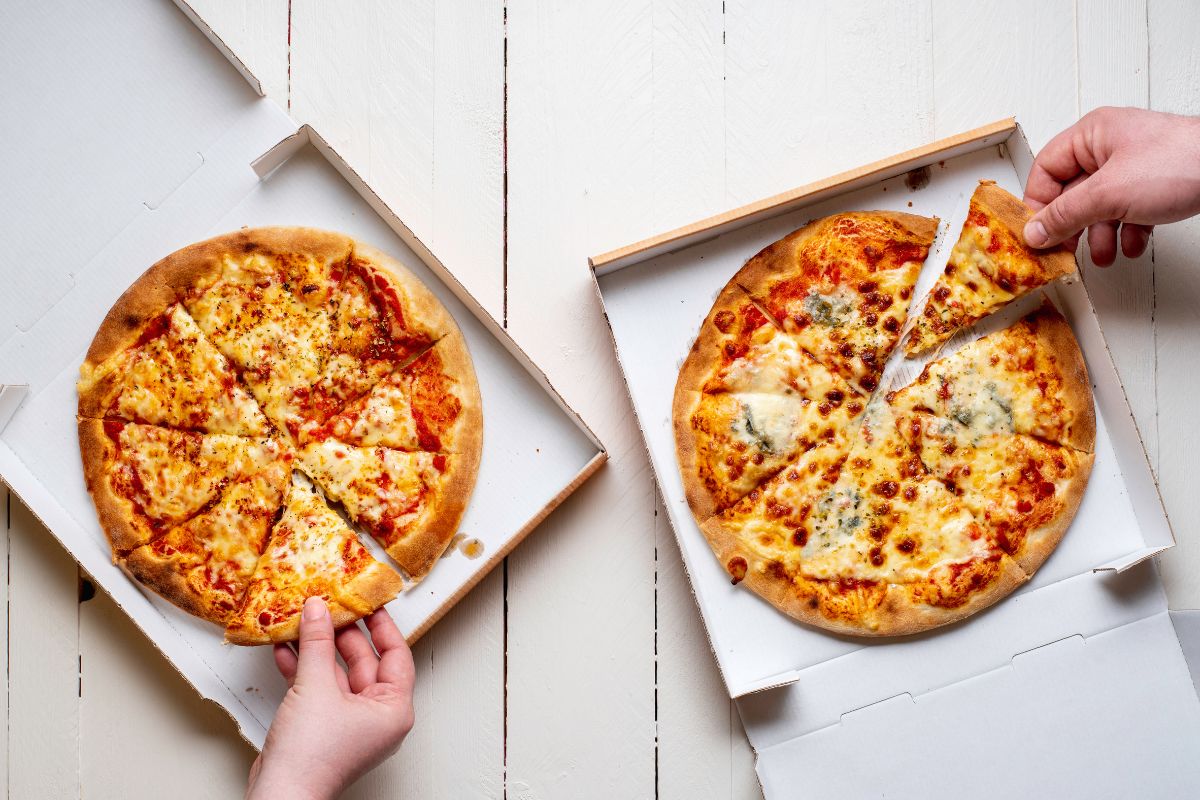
[676,209,1091,636]
[77,228,482,644]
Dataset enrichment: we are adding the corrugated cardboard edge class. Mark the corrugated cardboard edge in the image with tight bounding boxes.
[590,118,1016,274]
[587,117,1178,703]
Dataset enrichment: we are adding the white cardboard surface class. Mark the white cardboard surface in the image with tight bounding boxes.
[592,128,1200,794]
[0,0,602,749]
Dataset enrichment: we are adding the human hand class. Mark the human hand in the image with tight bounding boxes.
[1022,106,1200,266]
[245,598,416,800]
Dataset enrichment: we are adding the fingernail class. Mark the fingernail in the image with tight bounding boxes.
[303,596,327,620]
[1024,219,1048,247]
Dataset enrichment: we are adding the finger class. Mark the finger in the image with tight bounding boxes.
[274,642,299,687]
[366,608,415,691]
[295,595,340,692]
[1121,223,1153,259]
[336,623,380,694]
[1086,221,1119,267]
[1025,173,1124,248]
[1023,124,1091,209]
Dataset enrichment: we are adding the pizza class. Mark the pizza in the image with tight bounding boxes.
[674,210,1095,636]
[904,180,1076,355]
[77,227,483,643]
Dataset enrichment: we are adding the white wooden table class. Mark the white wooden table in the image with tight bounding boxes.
[4,2,1199,797]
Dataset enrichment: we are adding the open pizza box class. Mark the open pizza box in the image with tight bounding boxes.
[0,0,604,749]
[590,119,1200,796]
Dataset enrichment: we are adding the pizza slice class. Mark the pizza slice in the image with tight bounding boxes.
[297,439,474,579]
[702,402,1025,635]
[225,474,403,645]
[304,333,481,453]
[674,284,867,519]
[78,419,290,552]
[905,181,1076,356]
[181,248,335,439]
[122,445,292,624]
[888,302,1095,452]
[736,211,938,393]
[77,303,269,435]
[894,409,1093,575]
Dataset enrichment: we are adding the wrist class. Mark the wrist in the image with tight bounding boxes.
[247,758,344,800]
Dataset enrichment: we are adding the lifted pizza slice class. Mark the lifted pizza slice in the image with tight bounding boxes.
[674,284,867,520]
[225,474,403,645]
[77,303,269,435]
[297,439,476,580]
[889,302,1095,452]
[905,181,1076,355]
[78,419,289,552]
[122,446,292,625]
[736,211,938,394]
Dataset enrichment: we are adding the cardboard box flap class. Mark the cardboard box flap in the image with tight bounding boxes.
[753,611,1200,798]
[1171,610,1200,701]
[0,0,266,352]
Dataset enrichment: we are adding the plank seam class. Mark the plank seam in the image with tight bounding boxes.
[501,7,510,800]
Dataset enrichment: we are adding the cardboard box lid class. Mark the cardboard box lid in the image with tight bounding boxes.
[0,0,604,748]
[587,120,1200,791]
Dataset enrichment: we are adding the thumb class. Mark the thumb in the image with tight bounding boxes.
[295,596,339,692]
[1024,172,1122,248]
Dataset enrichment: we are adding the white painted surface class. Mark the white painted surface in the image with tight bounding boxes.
[5,1,1198,797]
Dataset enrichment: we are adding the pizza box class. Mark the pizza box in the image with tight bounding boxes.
[589,119,1200,796]
[0,0,604,749]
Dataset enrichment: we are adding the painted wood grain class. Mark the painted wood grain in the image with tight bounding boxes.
[646,2,760,797]
[1073,0,1156,471]
[1147,0,1200,610]
[79,589,254,798]
[505,2,658,798]
[7,497,79,799]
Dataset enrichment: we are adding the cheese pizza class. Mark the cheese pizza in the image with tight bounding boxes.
[77,228,483,644]
[675,210,1091,636]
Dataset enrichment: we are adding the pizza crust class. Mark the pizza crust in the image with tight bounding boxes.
[77,418,150,555]
[224,597,373,646]
[1028,301,1096,453]
[1009,449,1095,576]
[387,448,482,580]
[732,210,940,299]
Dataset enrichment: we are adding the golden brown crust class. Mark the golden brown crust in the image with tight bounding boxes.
[353,239,455,341]
[77,418,146,554]
[733,210,939,299]
[339,562,405,613]
[870,555,1028,636]
[386,450,482,580]
[224,599,368,646]
[1011,449,1095,575]
[433,332,484,456]
[973,181,1076,280]
[672,281,756,522]
[120,547,222,624]
[1028,301,1096,452]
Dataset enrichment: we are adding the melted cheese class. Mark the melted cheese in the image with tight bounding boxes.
[80,305,269,435]
[297,440,441,546]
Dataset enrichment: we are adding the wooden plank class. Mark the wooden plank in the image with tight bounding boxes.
[7,496,79,799]
[1147,0,1200,609]
[646,2,759,797]
[1074,1,1156,463]
[186,0,290,101]
[932,0,1077,152]
[0,489,8,794]
[504,2,658,797]
[725,0,934,204]
[78,587,254,798]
